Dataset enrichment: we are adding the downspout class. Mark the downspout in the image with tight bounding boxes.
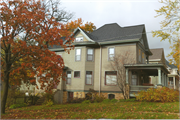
[98,42,102,96]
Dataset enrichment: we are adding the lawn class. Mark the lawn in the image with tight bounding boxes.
[1,101,179,119]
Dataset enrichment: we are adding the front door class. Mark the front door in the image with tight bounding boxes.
[132,74,137,85]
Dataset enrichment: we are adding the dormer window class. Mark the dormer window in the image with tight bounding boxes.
[75,37,83,42]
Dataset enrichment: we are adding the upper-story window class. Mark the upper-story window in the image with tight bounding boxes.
[75,37,83,42]
[87,49,94,61]
[108,47,115,61]
[139,49,141,63]
[142,52,145,64]
[75,48,81,61]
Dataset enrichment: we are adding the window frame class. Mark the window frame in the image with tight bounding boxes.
[75,36,83,42]
[66,71,71,85]
[85,71,93,85]
[87,48,94,61]
[108,47,115,61]
[105,71,117,86]
[139,49,141,63]
[131,74,137,85]
[75,48,81,61]
[74,71,80,78]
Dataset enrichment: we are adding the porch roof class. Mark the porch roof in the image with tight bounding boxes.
[124,63,169,75]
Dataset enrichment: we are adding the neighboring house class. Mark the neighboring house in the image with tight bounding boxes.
[149,48,179,90]
[165,60,179,90]
[47,23,169,103]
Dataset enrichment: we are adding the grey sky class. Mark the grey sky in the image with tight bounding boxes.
[61,0,172,60]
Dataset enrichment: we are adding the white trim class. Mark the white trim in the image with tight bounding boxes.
[73,27,95,42]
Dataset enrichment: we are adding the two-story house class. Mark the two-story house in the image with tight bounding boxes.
[47,23,169,103]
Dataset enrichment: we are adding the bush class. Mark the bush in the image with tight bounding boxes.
[68,98,86,103]
[9,103,27,109]
[102,99,111,103]
[135,87,179,102]
[82,100,91,104]
[111,99,118,103]
[45,99,54,106]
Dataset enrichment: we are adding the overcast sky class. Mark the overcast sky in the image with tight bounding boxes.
[61,0,172,60]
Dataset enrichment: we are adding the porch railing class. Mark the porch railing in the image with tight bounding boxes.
[130,85,155,91]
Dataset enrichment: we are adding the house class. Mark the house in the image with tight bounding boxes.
[149,48,179,90]
[47,23,170,103]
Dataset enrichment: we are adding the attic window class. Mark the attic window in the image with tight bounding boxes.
[75,37,83,42]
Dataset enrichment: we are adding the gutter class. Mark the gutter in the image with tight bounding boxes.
[97,42,102,96]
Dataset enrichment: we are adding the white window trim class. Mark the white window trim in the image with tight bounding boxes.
[75,36,83,42]
[75,48,81,61]
[85,71,93,85]
[87,48,94,61]
[74,71,81,78]
[108,47,115,61]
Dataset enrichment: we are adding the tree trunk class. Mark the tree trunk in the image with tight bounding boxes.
[1,71,10,114]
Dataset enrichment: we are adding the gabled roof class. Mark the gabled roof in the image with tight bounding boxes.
[90,23,144,42]
[149,48,164,60]
[165,60,177,69]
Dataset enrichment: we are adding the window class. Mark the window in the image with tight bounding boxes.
[75,37,83,42]
[108,47,115,61]
[86,71,93,85]
[108,94,115,100]
[105,71,117,85]
[74,71,80,78]
[131,74,137,85]
[142,52,145,63]
[75,49,81,61]
[169,77,173,85]
[66,71,71,84]
[139,49,141,63]
[87,49,93,61]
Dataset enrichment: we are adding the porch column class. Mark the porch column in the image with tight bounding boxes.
[158,68,162,85]
[173,76,175,89]
[126,68,128,84]
[162,72,164,86]
[165,74,167,87]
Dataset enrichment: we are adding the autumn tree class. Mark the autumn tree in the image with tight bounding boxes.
[152,0,180,69]
[0,0,74,114]
[61,18,96,36]
[109,51,135,99]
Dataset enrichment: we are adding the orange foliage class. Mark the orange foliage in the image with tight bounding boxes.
[0,0,73,92]
[61,18,96,36]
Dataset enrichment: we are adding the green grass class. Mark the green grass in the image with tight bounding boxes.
[2,101,179,119]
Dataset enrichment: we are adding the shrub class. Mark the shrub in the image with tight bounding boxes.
[68,98,86,103]
[111,99,118,103]
[9,103,27,109]
[45,99,54,106]
[82,100,91,104]
[135,87,179,102]
[102,99,111,103]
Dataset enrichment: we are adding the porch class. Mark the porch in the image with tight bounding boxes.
[124,63,170,97]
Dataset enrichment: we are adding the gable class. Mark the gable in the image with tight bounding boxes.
[73,27,95,43]
[74,32,89,42]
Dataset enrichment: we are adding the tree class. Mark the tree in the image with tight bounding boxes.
[0,0,74,114]
[61,18,96,36]
[152,0,180,69]
[109,51,135,99]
